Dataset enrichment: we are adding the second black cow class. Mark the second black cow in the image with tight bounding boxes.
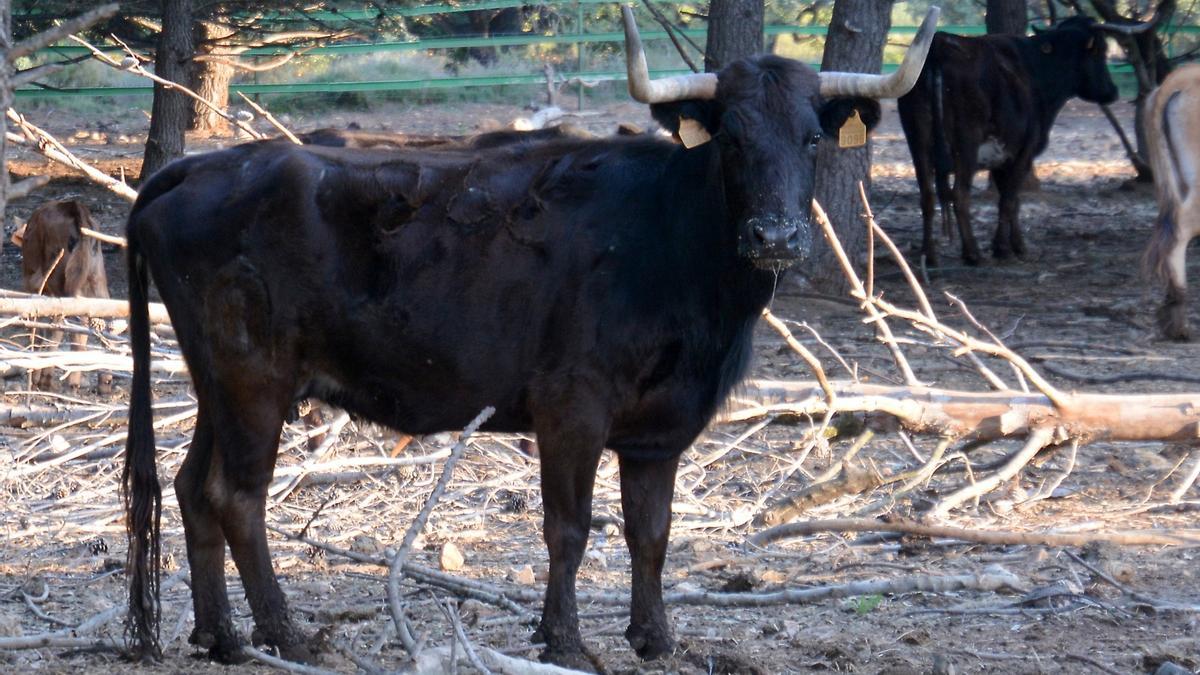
[898,17,1120,265]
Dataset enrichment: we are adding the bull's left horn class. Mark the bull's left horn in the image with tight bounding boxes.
[622,6,717,104]
[819,6,940,99]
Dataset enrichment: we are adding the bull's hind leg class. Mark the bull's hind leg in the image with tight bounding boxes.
[531,397,607,670]
[207,380,314,663]
[991,163,1027,260]
[619,453,680,660]
[175,407,244,663]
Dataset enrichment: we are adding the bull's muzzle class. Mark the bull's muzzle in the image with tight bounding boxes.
[743,215,813,266]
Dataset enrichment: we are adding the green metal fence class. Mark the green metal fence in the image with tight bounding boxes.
[13,0,1197,101]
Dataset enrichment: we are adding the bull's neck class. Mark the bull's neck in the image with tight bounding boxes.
[1023,45,1080,128]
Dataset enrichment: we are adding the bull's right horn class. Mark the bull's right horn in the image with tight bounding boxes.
[818,6,940,99]
[623,6,717,104]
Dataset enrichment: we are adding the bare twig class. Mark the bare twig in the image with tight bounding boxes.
[748,517,1200,548]
[388,406,496,656]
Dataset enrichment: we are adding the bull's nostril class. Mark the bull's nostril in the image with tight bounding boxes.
[753,223,769,244]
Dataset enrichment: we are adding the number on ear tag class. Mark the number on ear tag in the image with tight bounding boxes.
[838,110,867,149]
[678,117,712,148]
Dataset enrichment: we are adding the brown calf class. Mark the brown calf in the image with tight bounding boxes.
[1145,64,1200,341]
[11,200,112,391]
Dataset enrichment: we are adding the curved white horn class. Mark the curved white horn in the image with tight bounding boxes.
[819,6,940,99]
[622,6,717,104]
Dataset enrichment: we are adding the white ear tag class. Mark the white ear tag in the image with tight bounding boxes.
[678,117,712,148]
[838,110,867,149]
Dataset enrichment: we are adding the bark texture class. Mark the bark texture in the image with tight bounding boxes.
[810,0,890,291]
[190,20,234,134]
[986,0,1028,35]
[141,0,194,179]
[704,0,764,72]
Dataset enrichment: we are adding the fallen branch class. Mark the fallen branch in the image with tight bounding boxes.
[0,293,170,324]
[388,406,496,656]
[734,379,1200,444]
[7,109,139,202]
[747,517,1200,549]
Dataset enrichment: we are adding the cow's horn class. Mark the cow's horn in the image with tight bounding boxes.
[818,6,940,99]
[623,6,717,104]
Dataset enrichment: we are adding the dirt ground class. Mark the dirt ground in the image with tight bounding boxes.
[1,96,1199,674]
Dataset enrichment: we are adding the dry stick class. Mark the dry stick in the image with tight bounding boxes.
[80,227,128,247]
[0,292,170,323]
[1169,447,1200,503]
[6,109,139,202]
[268,412,352,502]
[1022,438,1079,504]
[69,34,265,141]
[944,292,1029,392]
[812,199,919,385]
[388,406,496,657]
[440,597,493,675]
[1064,549,1200,612]
[35,248,67,296]
[639,0,701,73]
[748,517,1200,549]
[0,566,188,650]
[859,191,1009,392]
[236,92,303,145]
[241,645,341,675]
[1098,103,1150,175]
[761,308,835,404]
[931,426,1057,516]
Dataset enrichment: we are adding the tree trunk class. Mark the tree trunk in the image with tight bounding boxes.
[0,0,11,225]
[190,20,234,135]
[704,0,763,72]
[141,0,194,180]
[986,0,1028,35]
[809,0,890,291]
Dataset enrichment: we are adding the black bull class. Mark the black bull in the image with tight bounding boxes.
[123,8,937,668]
[897,16,1120,266]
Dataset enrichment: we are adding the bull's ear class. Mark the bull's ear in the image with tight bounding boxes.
[818,98,881,137]
[650,100,720,145]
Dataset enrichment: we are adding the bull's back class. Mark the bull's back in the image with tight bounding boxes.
[128,139,711,437]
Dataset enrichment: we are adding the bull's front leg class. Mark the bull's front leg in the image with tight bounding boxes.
[531,405,607,670]
[991,164,1026,260]
[619,453,680,660]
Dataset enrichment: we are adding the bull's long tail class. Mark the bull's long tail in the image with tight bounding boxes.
[1143,89,1185,287]
[123,162,192,660]
[929,65,954,238]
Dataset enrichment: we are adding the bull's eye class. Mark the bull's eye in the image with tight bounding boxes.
[806,132,823,148]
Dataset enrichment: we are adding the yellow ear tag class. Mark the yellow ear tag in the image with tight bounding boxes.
[678,117,712,148]
[838,110,867,149]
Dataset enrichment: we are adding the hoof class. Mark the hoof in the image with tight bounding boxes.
[190,628,248,664]
[251,627,318,664]
[626,623,676,661]
[539,647,605,673]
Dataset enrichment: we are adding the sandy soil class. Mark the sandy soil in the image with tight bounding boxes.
[0,97,1198,674]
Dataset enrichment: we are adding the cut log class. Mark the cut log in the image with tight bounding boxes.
[732,379,1200,443]
[0,294,170,324]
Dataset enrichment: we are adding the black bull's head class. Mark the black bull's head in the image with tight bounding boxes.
[622,6,939,268]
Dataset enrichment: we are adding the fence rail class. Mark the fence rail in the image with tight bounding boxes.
[14,8,1192,101]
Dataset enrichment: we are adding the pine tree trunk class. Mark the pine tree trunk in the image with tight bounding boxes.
[809,0,890,292]
[704,0,764,72]
[986,0,1028,35]
[141,0,194,180]
[190,21,233,134]
[0,0,11,223]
